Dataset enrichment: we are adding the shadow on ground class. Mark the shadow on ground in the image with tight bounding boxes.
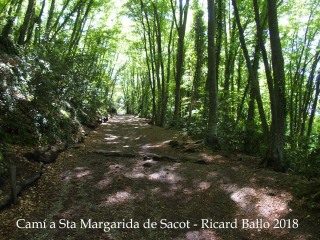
[0,115,319,240]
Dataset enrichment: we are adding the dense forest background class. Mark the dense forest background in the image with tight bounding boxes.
[0,0,319,183]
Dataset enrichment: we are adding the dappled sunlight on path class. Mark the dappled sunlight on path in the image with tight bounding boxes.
[0,115,319,240]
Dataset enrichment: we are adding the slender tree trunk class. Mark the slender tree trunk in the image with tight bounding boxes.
[223,18,237,95]
[140,0,156,124]
[223,18,240,123]
[75,1,92,53]
[44,0,56,41]
[25,7,36,44]
[243,41,263,153]
[293,9,316,136]
[301,48,320,137]
[1,0,24,38]
[152,6,162,125]
[232,0,269,139]
[163,20,174,126]
[153,4,165,126]
[307,73,320,139]
[172,0,189,125]
[33,0,46,45]
[189,5,205,125]
[49,0,82,43]
[68,3,83,54]
[215,0,223,84]
[18,0,35,45]
[263,0,287,172]
[206,0,219,147]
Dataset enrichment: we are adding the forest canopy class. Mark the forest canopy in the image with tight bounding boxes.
[0,0,319,177]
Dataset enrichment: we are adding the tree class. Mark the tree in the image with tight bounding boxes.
[125,0,174,125]
[17,0,36,45]
[188,0,206,126]
[171,0,190,125]
[1,0,24,39]
[206,0,219,147]
[263,0,287,171]
[1,0,319,176]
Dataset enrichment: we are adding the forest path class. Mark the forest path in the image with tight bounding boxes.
[0,115,319,239]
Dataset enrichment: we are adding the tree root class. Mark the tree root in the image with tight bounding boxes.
[0,170,42,210]
[24,143,67,164]
[90,150,138,158]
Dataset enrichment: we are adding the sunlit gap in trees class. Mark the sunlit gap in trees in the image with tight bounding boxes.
[101,0,136,113]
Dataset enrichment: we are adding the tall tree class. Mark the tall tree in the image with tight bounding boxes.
[44,0,56,41]
[307,72,320,140]
[140,0,157,124]
[232,0,269,148]
[206,0,219,147]
[17,0,36,45]
[1,0,24,39]
[171,0,190,125]
[263,0,287,171]
[188,0,205,125]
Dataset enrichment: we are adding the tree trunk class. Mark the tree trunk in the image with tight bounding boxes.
[140,0,157,124]
[263,0,287,172]
[33,0,46,45]
[1,0,24,38]
[44,0,56,41]
[17,0,35,45]
[301,48,320,137]
[188,4,205,125]
[153,4,163,126]
[161,19,174,127]
[25,6,36,44]
[172,0,189,125]
[49,0,82,43]
[307,73,320,139]
[232,0,269,139]
[206,0,219,147]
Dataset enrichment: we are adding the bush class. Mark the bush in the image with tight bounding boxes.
[286,136,320,179]
[0,153,8,187]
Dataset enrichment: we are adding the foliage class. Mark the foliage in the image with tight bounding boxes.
[0,0,121,150]
[0,152,8,186]
[286,135,320,179]
[0,0,319,177]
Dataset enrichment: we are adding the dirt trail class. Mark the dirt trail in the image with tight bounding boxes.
[0,115,319,239]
